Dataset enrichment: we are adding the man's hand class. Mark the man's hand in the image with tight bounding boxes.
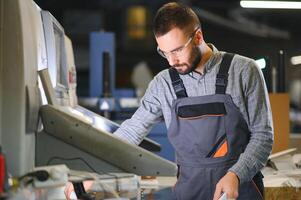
[213,171,239,200]
[64,181,94,200]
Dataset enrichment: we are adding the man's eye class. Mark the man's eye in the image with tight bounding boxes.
[172,48,183,54]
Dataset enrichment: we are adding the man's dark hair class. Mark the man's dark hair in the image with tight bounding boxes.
[153,2,201,37]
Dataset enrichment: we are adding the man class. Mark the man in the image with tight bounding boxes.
[114,2,273,200]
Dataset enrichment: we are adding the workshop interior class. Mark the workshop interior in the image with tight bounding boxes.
[1,0,301,199]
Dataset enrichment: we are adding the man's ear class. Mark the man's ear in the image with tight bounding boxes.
[194,30,203,45]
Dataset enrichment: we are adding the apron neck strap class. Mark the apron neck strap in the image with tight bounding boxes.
[168,53,235,98]
[169,68,188,99]
[215,53,234,94]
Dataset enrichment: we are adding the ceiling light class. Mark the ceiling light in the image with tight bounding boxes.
[255,58,267,69]
[240,1,301,9]
[291,55,301,65]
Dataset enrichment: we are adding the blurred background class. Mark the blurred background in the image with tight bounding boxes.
[33,0,301,133]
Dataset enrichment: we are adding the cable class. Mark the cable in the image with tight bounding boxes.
[17,170,50,187]
[47,156,121,178]
[47,156,133,178]
[18,170,50,182]
[46,156,136,197]
[47,156,99,174]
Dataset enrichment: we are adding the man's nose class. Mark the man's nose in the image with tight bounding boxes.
[167,55,179,66]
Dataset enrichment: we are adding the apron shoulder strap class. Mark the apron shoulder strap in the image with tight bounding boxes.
[169,68,188,99]
[216,53,235,94]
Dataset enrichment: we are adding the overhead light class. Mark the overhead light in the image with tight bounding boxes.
[240,1,301,9]
[255,58,267,69]
[291,55,301,65]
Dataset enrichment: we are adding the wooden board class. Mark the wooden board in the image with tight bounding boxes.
[265,187,301,200]
[269,93,290,153]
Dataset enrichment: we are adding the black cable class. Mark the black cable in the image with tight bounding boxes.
[46,156,135,193]
[47,156,99,173]
[47,156,119,177]
[18,170,50,182]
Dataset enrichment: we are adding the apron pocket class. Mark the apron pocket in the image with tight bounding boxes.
[174,102,227,158]
[177,102,226,119]
[206,134,228,158]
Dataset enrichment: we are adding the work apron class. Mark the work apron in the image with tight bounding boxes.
[167,53,264,200]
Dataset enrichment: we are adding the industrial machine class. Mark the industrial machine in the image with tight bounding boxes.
[0,0,177,181]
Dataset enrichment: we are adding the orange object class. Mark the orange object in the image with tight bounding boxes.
[213,141,228,158]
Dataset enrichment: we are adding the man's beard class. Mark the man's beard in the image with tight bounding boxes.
[173,47,202,75]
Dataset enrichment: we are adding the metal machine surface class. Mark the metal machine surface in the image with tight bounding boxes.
[0,0,44,176]
[39,103,176,176]
[38,68,176,176]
